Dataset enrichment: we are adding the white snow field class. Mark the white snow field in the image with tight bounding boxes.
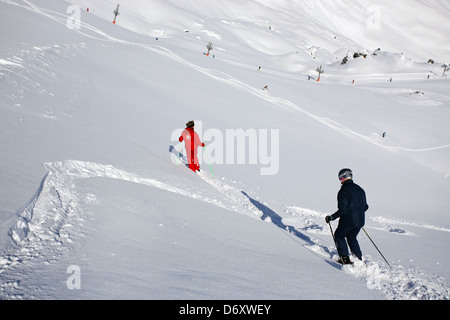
[0,0,449,301]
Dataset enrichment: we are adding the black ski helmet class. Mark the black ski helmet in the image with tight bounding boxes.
[186,120,195,128]
[338,168,352,182]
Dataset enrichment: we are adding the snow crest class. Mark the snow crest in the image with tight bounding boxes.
[8,160,232,246]
[2,160,450,299]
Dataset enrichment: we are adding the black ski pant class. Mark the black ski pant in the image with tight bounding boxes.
[334,224,362,259]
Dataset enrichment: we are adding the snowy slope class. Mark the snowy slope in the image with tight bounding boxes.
[0,0,449,300]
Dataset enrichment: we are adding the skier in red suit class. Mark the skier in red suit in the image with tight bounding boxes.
[179,120,205,172]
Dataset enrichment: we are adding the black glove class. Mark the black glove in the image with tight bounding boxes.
[325,215,333,223]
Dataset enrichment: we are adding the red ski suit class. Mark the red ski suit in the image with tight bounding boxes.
[179,127,204,172]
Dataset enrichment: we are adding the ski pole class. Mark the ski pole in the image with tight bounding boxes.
[362,227,392,269]
[202,146,214,178]
[328,222,345,265]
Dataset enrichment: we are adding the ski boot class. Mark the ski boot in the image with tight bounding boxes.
[337,255,353,265]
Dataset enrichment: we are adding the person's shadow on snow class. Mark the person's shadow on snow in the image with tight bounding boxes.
[241,191,340,268]
[169,145,188,168]
[241,191,313,244]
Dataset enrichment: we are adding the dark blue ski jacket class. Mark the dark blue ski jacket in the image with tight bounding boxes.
[331,180,368,228]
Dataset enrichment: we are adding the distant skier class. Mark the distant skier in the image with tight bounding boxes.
[179,120,205,172]
[325,169,369,265]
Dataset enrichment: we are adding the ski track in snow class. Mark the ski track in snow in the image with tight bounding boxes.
[284,207,450,300]
[2,160,449,299]
[370,216,450,234]
[5,0,449,154]
[2,0,450,299]
[0,160,235,299]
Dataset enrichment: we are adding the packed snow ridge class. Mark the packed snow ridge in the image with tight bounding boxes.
[2,160,450,300]
[1,0,449,299]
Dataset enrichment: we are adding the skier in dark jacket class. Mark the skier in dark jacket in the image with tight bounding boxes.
[326,168,369,265]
